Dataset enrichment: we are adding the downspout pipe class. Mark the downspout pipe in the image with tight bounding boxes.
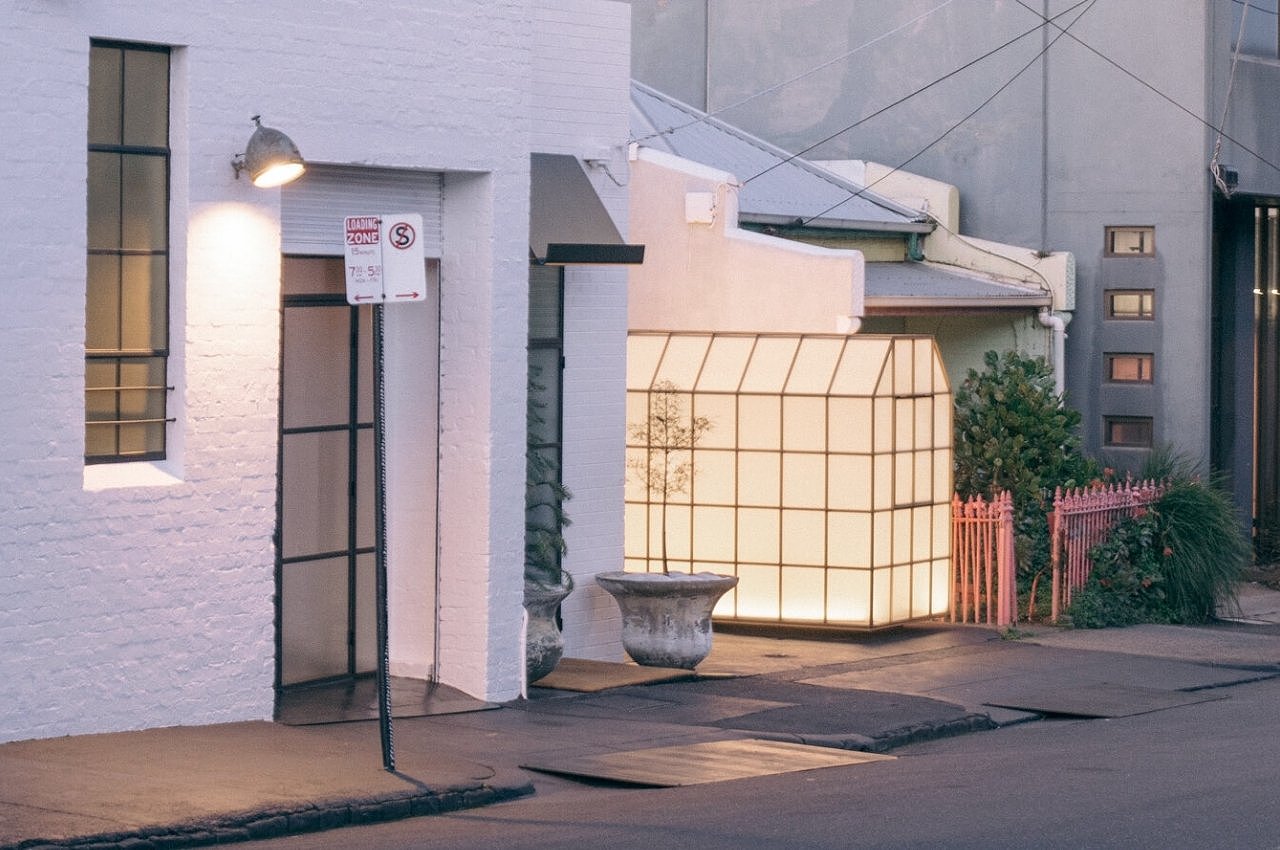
[1038,308,1068,398]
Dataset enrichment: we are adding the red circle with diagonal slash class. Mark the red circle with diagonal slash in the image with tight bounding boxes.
[388,221,416,250]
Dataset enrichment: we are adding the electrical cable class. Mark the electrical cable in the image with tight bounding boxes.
[630,0,961,145]
[1016,0,1280,179]
[792,0,1097,228]
[740,0,1094,186]
[1213,0,1249,197]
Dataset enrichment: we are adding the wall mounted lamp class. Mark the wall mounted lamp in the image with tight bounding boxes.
[231,115,305,188]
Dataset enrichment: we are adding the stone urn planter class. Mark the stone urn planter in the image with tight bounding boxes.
[524,578,573,683]
[595,571,738,669]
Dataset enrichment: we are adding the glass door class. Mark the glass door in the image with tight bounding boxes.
[277,256,376,686]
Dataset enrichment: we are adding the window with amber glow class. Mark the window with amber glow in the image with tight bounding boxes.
[1105,354,1154,383]
[86,41,170,462]
[1105,290,1155,320]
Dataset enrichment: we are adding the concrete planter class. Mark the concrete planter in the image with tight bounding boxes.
[595,571,738,669]
[524,579,573,683]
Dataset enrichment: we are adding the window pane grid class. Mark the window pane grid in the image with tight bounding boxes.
[1105,289,1155,320]
[1105,353,1154,383]
[86,41,169,463]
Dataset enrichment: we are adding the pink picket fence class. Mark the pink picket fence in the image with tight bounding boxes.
[950,492,1017,626]
[1049,479,1164,622]
[951,479,1165,626]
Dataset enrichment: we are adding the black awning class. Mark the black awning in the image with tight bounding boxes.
[530,153,645,265]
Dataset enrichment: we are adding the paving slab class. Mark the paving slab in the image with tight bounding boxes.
[4,590,1279,849]
[521,739,895,787]
[1019,622,1280,669]
[0,721,530,849]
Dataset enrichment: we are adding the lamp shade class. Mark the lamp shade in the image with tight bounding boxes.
[238,116,305,188]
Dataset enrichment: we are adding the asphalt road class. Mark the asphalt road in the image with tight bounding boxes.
[237,676,1280,849]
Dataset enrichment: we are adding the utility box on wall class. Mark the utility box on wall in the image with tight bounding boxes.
[625,332,953,628]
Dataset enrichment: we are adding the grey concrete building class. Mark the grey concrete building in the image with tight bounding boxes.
[626,0,1280,551]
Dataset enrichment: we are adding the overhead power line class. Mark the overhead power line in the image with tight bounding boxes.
[629,0,961,146]
[795,0,1098,228]
[1014,0,1280,178]
[741,0,1095,186]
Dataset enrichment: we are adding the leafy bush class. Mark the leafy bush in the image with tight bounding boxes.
[1158,479,1247,622]
[953,350,1096,507]
[1070,510,1169,628]
[526,368,572,590]
[1069,477,1247,627]
[954,350,1098,616]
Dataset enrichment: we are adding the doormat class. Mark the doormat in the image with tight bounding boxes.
[521,738,894,787]
[982,683,1227,718]
[531,657,700,693]
[277,676,497,726]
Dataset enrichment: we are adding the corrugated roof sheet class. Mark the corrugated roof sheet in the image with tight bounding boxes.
[865,262,1051,311]
[631,81,930,233]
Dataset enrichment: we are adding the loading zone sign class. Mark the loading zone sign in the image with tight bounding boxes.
[344,214,427,305]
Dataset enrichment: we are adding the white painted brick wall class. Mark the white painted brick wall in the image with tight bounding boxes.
[532,0,632,662]
[0,0,607,741]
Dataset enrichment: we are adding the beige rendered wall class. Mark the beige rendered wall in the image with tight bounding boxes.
[819,160,1073,312]
[629,147,865,334]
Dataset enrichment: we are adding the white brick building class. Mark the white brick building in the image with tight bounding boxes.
[0,0,633,743]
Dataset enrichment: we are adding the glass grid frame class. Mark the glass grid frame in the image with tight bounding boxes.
[85,40,171,463]
[625,333,953,629]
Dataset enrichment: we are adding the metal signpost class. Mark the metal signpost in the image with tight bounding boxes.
[343,214,426,772]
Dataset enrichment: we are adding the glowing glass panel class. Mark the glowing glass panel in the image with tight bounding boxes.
[625,332,953,626]
[782,509,826,565]
[827,569,871,623]
[692,506,736,561]
[627,333,667,388]
[738,395,780,449]
[741,337,800,392]
[782,453,825,509]
[785,337,844,394]
[697,336,755,391]
[830,338,889,396]
[781,566,826,620]
[738,451,780,507]
[783,395,826,452]
[654,334,711,390]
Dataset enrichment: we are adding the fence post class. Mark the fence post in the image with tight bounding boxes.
[1050,487,1061,623]
[997,492,1015,626]
[950,494,961,623]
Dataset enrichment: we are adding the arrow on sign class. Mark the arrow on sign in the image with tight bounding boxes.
[394,292,421,299]
[352,294,378,302]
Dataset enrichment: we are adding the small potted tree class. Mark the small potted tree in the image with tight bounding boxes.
[524,369,573,682]
[595,380,737,669]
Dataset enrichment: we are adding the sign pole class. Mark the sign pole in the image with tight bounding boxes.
[344,213,424,773]
[373,302,395,772]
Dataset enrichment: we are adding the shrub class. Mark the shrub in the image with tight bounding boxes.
[1069,476,1247,627]
[953,350,1096,507]
[1070,510,1169,628]
[954,350,1098,616]
[1158,479,1247,622]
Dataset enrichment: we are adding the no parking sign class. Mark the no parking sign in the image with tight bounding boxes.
[343,213,426,305]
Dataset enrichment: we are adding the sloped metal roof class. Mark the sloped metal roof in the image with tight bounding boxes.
[631,81,931,234]
[865,262,1051,312]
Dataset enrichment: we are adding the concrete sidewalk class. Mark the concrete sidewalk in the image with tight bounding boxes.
[3,582,1278,850]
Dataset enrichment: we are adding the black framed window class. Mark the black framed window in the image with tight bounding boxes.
[1105,353,1154,383]
[1105,289,1155,320]
[528,264,565,563]
[1104,226,1155,257]
[86,40,170,462]
[1104,416,1153,448]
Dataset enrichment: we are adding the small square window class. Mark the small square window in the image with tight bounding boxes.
[1105,226,1155,257]
[1105,354,1154,383]
[1104,416,1153,448]
[1106,290,1155,320]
